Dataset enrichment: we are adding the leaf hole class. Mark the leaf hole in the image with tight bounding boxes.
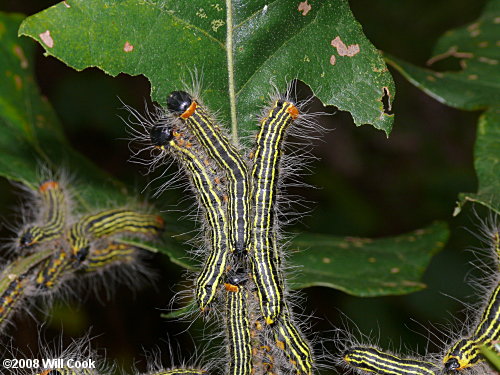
[381,87,393,115]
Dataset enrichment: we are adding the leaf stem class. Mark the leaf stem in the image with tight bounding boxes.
[226,0,238,143]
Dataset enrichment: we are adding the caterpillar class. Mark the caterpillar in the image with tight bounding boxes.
[83,241,137,272]
[37,370,96,375]
[443,281,500,371]
[343,346,438,375]
[167,91,250,255]
[69,209,164,263]
[19,181,67,248]
[225,273,252,375]
[250,99,299,325]
[146,114,230,312]
[0,248,53,329]
[147,370,208,375]
[35,248,73,290]
[274,304,313,375]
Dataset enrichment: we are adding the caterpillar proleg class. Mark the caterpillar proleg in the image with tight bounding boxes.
[250,99,299,325]
[167,91,250,255]
[19,181,67,248]
[343,347,438,375]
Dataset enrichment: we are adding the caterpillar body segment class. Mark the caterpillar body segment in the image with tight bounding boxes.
[0,248,52,329]
[0,272,29,329]
[443,281,500,371]
[225,276,252,375]
[35,249,73,290]
[69,209,164,263]
[37,369,96,375]
[274,304,313,375]
[167,91,250,255]
[83,242,137,273]
[250,100,299,325]
[148,370,208,375]
[20,181,67,248]
[150,122,230,311]
[343,347,438,375]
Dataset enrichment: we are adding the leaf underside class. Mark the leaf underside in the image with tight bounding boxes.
[18,0,395,137]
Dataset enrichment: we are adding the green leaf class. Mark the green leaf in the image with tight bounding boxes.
[480,345,500,371]
[456,107,500,215]
[385,0,500,110]
[19,0,395,137]
[287,222,449,296]
[0,13,175,256]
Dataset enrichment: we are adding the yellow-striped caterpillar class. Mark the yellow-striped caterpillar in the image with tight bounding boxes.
[35,247,72,290]
[274,304,314,375]
[0,248,52,330]
[147,370,208,375]
[225,273,252,375]
[83,241,137,273]
[167,91,250,255]
[250,99,299,325]
[126,102,230,311]
[343,346,438,375]
[443,281,500,371]
[19,181,67,248]
[69,209,164,263]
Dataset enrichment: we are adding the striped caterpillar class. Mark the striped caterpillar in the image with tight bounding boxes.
[442,282,500,371]
[167,91,250,256]
[249,98,300,325]
[19,181,68,249]
[224,272,252,375]
[343,346,439,375]
[69,209,164,263]
[0,248,53,331]
[126,102,231,311]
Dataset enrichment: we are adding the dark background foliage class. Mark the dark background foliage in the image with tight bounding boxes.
[0,0,489,373]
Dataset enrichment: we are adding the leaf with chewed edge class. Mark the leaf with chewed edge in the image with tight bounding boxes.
[288,221,449,296]
[19,0,395,138]
[0,13,184,261]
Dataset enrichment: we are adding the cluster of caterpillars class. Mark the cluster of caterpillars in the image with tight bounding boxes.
[341,222,500,375]
[0,179,164,333]
[127,87,315,375]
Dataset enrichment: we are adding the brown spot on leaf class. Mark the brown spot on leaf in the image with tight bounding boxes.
[494,17,500,24]
[468,74,478,80]
[478,41,489,47]
[13,75,22,90]
[478,56,498,65]
[322,257,331,264]
[368,257,376,263]
[390,267,400,274]
[426,46,473,66]
[298,1,312,16]
[426,75,436,82]
[329,55,336,65]
[13,45,28,69]
[123,41,134,52]
[331,36,360,57]
[39,30,54,48]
